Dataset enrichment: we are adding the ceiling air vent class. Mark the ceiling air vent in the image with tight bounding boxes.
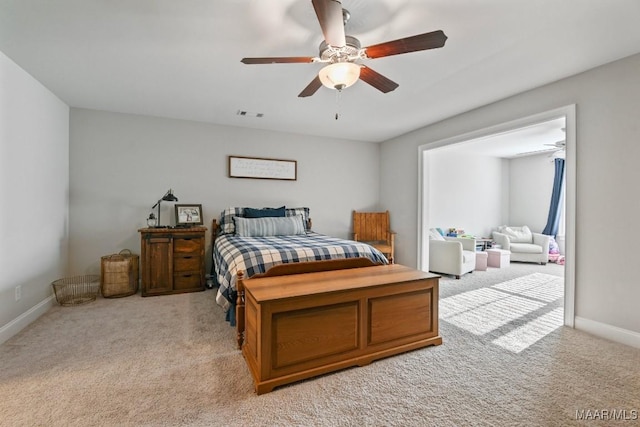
[237,110,264,118]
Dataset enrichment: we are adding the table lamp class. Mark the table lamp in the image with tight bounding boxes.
[150,189,178,227]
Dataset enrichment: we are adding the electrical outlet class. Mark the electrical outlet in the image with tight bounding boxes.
[15,285,21,301]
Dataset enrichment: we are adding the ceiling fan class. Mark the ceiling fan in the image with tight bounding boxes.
[544,140,566,149]
[241,0,448,97]
[515,140,566,157]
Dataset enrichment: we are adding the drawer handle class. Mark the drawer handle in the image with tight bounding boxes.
[182,274,193,278]
[183,238,192,241]
[183,256,193,259]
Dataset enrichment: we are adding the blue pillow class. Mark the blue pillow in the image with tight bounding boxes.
[244,206,286,218]
[234,215,306,237]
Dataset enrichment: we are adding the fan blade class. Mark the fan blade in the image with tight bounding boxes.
[544,140,565,147]
[241,57,315,64]
[363,30,448,59]
[298,76,323,97]
[312,0,346,47]
[359,66,399,93]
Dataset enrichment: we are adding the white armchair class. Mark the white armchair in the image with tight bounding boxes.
[428,229,476,279]
[492,225,550,265]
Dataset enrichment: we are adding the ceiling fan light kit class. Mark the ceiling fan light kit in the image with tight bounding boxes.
[318,62,361,90]
[240,0,448,98]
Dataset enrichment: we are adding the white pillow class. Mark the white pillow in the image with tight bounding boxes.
[234,215,306,237]
[503,225,532,243]
[429,228,445,241]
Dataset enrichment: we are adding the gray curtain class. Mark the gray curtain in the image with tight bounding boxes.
[542,158,565,236]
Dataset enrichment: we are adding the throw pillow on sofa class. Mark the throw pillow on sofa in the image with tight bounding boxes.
[500,225,532,243]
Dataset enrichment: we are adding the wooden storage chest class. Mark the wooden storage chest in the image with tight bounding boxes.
[240,264,442,394]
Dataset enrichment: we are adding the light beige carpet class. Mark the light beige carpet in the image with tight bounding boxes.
[1,263,639,427]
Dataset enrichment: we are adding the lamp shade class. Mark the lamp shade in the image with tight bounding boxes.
[162,189,178,202]
[318,62,361,90]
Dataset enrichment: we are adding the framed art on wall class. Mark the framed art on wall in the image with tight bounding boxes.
[228,156,297,180]
[175,204,203,226]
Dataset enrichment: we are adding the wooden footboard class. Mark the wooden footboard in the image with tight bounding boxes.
[235,257,380,349]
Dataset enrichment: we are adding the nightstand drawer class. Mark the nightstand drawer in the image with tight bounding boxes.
[174,256,201,272]
[173,272,201,290]
[174,237,201,254]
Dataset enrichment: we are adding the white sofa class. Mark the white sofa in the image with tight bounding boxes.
[428,229,476,279]
[492,225,551,265]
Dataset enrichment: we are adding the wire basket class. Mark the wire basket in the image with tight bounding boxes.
[52,275,101,306]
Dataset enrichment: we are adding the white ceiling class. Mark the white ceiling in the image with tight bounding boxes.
[442,117,567,159]
[2,0,640,146]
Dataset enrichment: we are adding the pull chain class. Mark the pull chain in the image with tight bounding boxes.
[335,89,342,120]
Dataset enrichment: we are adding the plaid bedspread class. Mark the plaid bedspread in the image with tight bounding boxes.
[213,232,389,312]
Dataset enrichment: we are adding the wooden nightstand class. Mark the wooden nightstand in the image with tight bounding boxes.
[138,226,207,296]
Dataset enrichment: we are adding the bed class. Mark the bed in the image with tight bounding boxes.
[211,207,390,323]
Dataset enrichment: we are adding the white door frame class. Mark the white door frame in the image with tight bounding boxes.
[417,105,576,327]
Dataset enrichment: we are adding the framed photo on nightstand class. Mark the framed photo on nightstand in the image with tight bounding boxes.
[175,204,203,226]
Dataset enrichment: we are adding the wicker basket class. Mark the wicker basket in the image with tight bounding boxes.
[52,275,100,306]
[100,249,139,298]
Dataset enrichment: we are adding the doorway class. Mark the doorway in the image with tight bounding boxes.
[417,105,576,327]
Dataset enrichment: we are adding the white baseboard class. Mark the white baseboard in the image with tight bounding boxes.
[0,296,54,345]
[574,316,640,349]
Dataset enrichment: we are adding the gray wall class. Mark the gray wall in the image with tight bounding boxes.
[427,149,559,257]
[0,51,69,342]
[69,109,381,276]
[509,153,557,232]
[426,150,555,244]
[381,52,640,335]
[427,151,506,239]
